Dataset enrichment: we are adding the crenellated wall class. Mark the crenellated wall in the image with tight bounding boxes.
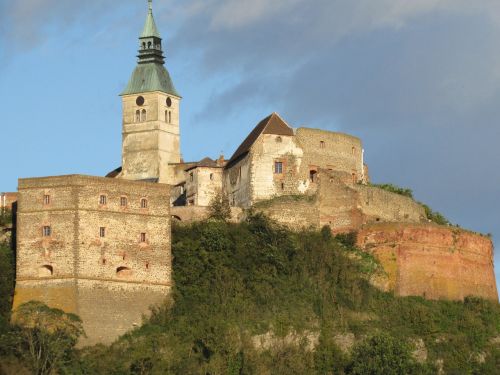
[356,223,498,301]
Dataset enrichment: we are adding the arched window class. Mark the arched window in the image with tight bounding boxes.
[141,109,147,122]
[352,173,357,184]
[147,41,152,49]
[168,111,172,123]
[320,141,325,149]
[276,136,282,143]
[135,110,140,122]
[352,146,356,155]
[39,265,53,277]
[140,198,148,208]
[142,42,146,49]
[165,110,168,122]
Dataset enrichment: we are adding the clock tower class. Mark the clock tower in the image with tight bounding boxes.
[120,0,181,184]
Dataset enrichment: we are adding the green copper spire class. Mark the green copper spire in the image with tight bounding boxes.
[121,0,180,97]
[141,0,161,38]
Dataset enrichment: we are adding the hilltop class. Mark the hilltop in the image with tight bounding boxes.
[1,213,499,374]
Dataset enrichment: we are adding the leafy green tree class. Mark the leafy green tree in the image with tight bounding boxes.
[347,333,423,375]
[208,189,231,222]
[2,301,84,375]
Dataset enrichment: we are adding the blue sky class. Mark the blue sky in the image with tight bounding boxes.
[1,0,499,289]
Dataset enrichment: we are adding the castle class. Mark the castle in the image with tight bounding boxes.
[8,1,498,346]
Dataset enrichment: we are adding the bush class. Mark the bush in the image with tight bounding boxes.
[207,189,231,222]
[370,184,413,198]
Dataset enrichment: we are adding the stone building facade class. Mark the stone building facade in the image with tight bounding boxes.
[13,175,171,345]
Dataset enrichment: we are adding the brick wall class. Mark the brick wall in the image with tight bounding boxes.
[357,223,498,301]
[1,192,18,212]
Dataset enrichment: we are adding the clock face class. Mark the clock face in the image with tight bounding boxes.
[166,97,172,107]
[136,96,145,106]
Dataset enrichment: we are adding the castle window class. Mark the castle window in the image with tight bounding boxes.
[276,136,282,143]
[136,96,145,106]
[166,97,172,107]
[320,141,325,149]
[120,197,128,207]
[99,227,106,238]
[141,109,147,122]
[142,42,146,49]
[165,110,168,123]
[352,146,356,155]
[146,262,150,270]
[140,233,147,243]
[43,194,50,205]
[352,173,357,184]
[102,259,106,265]
[168,111,172,123]
[140,198,148,209]
[210,173,214,181]
[147,41,152,49]
[281,182,285,190]
[135,110,140,122]
[310,170,317,183]
[99,195,107,205]
[274,161,283,174]
[42,226,51,237]
[190,173,194,182]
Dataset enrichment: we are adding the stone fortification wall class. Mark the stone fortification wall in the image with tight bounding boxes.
[14,175,172,345]
[356,223,498,301]
[295,128,365,184]
[170,206,244,224]
[255,172,425,233]
[352,184,426,224]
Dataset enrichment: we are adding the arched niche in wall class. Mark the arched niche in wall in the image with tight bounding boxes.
[116,266,132,279]
[39,265,53,277]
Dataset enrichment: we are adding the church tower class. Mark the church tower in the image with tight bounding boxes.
[120,0,181,184]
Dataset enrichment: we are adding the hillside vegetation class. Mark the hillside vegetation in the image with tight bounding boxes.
[1,214,500,374]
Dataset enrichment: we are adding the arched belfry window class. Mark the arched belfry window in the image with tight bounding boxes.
[147,41,152,49]
[141,109,147,122]
[165,110,168,123]
[135,110,140,122]
[168,111,172,123]
[142,42,146,50]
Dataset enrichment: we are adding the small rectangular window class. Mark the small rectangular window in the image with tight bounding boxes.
[120,197,128,207]
[99,195,107,205]
[100,227,106,238]
[190,173,194,182]
[43,195,50,205]
[140,233,146,243]
[42,226,51,237]
[320,141,325,149]
[274,161,283,174]
[140,198,148,208]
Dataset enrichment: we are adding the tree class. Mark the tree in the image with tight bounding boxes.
[347,333,423,375]
[208,189,231,222]
[2,301,84,375]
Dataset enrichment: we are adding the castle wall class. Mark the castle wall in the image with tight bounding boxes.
[224,154,253,208]
[356,223,498,301]
[352,184,426,224]
[170,206,244,223]
[295,128,364,184]
[249,134,305,203]
[186,167,224,207]
[14,175,171,345]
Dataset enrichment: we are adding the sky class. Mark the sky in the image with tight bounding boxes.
[1,0,499,288]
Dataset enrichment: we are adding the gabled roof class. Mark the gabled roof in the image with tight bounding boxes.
[227,112,294,167]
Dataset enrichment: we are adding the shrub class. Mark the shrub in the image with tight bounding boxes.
[208,189,231,222]
[370,183,413,198]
